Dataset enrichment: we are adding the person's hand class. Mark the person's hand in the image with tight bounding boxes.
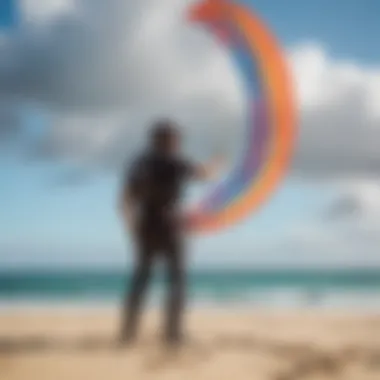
[179,209,200,235]
[182,213,193,233]
[212,152,227,172]
[119,200,137,238]
[199,152,227,181]
[124,211,138,238]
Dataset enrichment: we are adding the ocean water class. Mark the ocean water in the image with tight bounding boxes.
[1,269,379,310]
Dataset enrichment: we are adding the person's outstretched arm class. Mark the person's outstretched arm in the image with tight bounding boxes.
[118,157,145,236]
[192,154,225,181]
[119,190,136,235]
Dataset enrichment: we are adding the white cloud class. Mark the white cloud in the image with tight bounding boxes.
[0,0,244,169]
[274,180,380,267]
[1,0,380,182]
[291,44,380,178]
[20,0,76,23]
[193,180,380,268]
[1,0,380,268]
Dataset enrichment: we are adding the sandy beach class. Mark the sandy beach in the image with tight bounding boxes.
[0,309,379,380]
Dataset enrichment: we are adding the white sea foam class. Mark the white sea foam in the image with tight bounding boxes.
[1,288,379,312]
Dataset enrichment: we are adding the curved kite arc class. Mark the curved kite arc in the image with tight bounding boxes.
[187,0,296,233]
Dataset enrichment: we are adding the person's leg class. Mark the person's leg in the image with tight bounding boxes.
[164,237,185,344]
[120,241,154,344]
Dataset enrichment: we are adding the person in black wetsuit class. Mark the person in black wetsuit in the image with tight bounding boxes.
[119,119,222,346]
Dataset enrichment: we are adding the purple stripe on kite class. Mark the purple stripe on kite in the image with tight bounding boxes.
[199,63,267,211]
[200,98,268,212]
[199,90,264,210]
[194,20,271,216]
[242,99,268,176]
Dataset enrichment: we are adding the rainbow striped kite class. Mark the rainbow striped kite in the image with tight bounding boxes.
[187,0,296,233]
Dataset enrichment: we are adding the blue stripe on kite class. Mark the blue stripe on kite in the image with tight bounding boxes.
[202,100,267,211]
[200,22,269,213]
[200,31,259,210]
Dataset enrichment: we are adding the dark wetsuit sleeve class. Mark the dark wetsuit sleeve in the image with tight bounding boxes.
[178,158,198,180]
[125,157,147,199]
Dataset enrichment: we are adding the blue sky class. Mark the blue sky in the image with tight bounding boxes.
[253,0,380,62]
[0,0,16,28]
[1,0,380,269]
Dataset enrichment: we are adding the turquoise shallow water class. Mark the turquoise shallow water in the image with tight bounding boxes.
[1,269,379,308]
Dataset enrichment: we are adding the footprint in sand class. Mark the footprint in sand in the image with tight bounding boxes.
[364,349,380,370]
[143,342,212,372]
